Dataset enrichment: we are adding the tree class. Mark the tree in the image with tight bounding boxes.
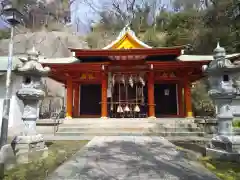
[192,80,215,117]
[0,30,10,39]
[172,0,202,11]
[4,0,71,32]
[85,0,167,48]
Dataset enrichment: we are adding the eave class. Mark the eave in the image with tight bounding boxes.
[39,57,79,64]
[69,47,183,57]
[177,54,240,62]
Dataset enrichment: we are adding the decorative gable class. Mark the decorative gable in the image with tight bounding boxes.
[103,26,152,49]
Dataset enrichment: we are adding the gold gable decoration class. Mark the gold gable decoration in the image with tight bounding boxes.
[103,26,152,50]
[115,35,141,49]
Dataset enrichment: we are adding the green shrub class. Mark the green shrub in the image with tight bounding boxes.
[233,120,240,128]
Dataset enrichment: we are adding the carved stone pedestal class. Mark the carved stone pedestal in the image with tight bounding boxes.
[11,134,48,164]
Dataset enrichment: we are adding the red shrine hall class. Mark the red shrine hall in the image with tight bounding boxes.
[45,27,209,119]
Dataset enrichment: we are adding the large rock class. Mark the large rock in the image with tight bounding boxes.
[0,30,88,114]
[0,30,88,58]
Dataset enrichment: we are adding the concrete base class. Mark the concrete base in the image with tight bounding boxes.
[11,134,48,164]
[101,117,108,119]
[185,116,194,120]
[65,116,72,120]
[148,116,156,119]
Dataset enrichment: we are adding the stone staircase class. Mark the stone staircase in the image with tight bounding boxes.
[51,118,205,137]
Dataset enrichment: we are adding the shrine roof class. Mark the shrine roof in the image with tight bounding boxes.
[69,46,185,56]
[69,26,187,58]
[38,56,79,64]
[0,56,22,71]
[0,53,240,70]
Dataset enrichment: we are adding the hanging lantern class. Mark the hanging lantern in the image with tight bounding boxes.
[2,2,24,26]
[124,105,130,112]
[134,104,140,113]
[117,105,124,113]
[134,105,140,112]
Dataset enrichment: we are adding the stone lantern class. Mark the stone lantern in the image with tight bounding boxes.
[202,43,240,161]
[11,47,50,163]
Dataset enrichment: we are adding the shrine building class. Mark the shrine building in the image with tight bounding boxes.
[42,26,240,119]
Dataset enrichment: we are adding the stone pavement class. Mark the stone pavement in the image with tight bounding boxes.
[47,136,219,180]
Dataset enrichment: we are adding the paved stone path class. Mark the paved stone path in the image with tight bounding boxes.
[47,136,219,180]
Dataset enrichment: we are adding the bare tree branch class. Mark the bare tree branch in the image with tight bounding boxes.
[112,1,127,21]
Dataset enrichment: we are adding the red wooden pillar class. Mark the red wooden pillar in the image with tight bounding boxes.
[66,79,73,119]
[177,82,184,117]
[101,72,108,118]
[73,84,80,117]
[148,71,155,118]
[184,79,193,118]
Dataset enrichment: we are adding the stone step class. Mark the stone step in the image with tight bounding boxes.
[43,135,210,141]
[60,120,198,125]
[55,131,205,137]
[59,123,200,131]
[57,127,201,133]
[62,118,194,124]
[60,122,154,127]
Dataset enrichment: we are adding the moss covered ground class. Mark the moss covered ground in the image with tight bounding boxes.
[200,156,240,180]
[3,140,88,180]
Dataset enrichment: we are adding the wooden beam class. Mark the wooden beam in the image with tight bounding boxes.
[148,71,155,118]
[73,84,80,117]
[177,81,184,117]
[184,79,193,118]
[66,79,73,119]
[146,61,208,69]
[48,63,109,71]
[101,72,108,118]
